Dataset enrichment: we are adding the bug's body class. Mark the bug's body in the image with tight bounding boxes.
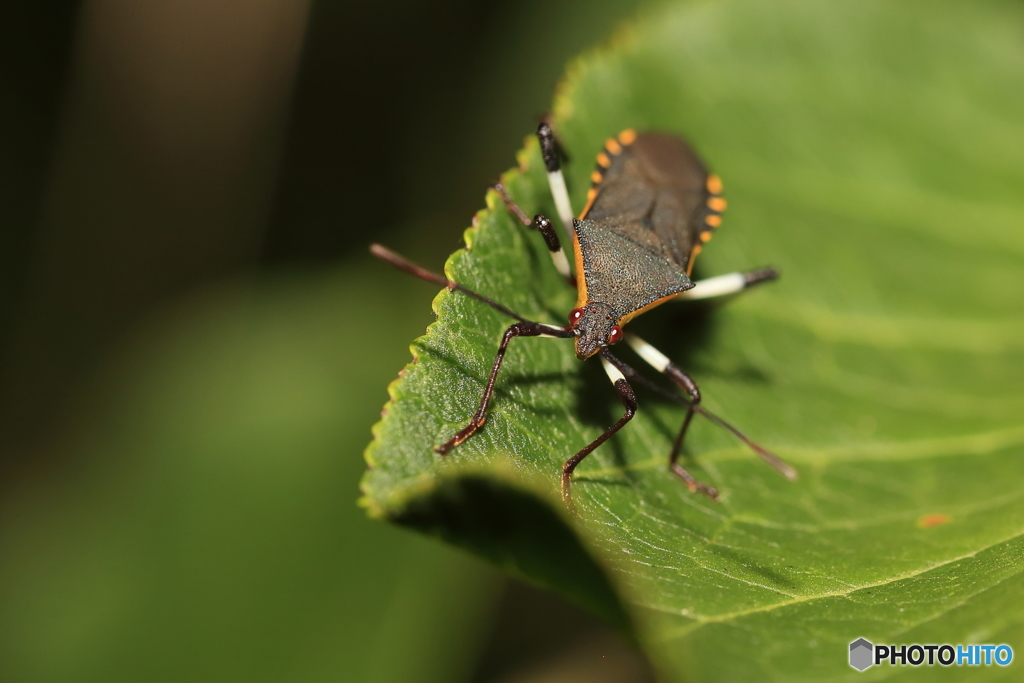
[372,123,796,504]
[570,131,724,358]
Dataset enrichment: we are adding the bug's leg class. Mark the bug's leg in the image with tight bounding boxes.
[369,244,581,458]
[536,122,575,243]
[437,321,573,455]
[663,368,721,500]
[676,267,778,301]
[494,182,574,285]
[560,349,638,503]
[621,334,718,500]
[624,332,798,485]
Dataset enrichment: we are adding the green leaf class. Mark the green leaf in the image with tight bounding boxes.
[363,0,1024,680]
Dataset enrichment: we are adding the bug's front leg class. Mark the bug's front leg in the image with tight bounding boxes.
[663,367,722,501]
[437,321,572,454]
[560,351,638,504]
[494,182,574,286]
[623,332,797,491]
[536,122,575,243]
[623,334,721,500]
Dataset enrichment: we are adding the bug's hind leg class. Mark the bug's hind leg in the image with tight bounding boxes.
[561,350,638,504]
[494,182,574,286]
[676,267,779,301]
[437,320,573,455]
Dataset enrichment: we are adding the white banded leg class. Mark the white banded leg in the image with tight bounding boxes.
[676,267,778,301]
[537,122,576,244]
[625,331,798,485]
[494,182,573,284]
[534,216,572,283]
[624,332,720,500]
[559,351,637,504]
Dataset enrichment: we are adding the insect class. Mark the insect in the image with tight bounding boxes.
[372,123,797,503]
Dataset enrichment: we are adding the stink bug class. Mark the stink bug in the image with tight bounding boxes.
[372,123,797,502]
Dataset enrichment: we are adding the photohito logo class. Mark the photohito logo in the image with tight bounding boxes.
[849,638,1013,671]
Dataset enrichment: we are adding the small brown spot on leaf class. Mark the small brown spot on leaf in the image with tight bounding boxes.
[918,513,951,528]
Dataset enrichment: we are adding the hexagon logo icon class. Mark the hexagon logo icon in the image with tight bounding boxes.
[850,638,874,671]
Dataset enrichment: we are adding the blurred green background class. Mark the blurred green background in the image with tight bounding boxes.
[0,1,665,681]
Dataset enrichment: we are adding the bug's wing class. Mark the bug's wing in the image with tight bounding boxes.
[581,133,724,279]
[574,216,693,322]
[573,132,727,321]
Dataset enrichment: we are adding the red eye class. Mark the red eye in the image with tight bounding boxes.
[568,308,584,325]
[608,325,623,344]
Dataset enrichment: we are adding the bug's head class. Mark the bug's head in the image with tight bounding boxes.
[568,302,623,360]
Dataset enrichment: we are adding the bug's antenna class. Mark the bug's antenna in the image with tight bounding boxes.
[616,364,798,481]
[370,244,530,323]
